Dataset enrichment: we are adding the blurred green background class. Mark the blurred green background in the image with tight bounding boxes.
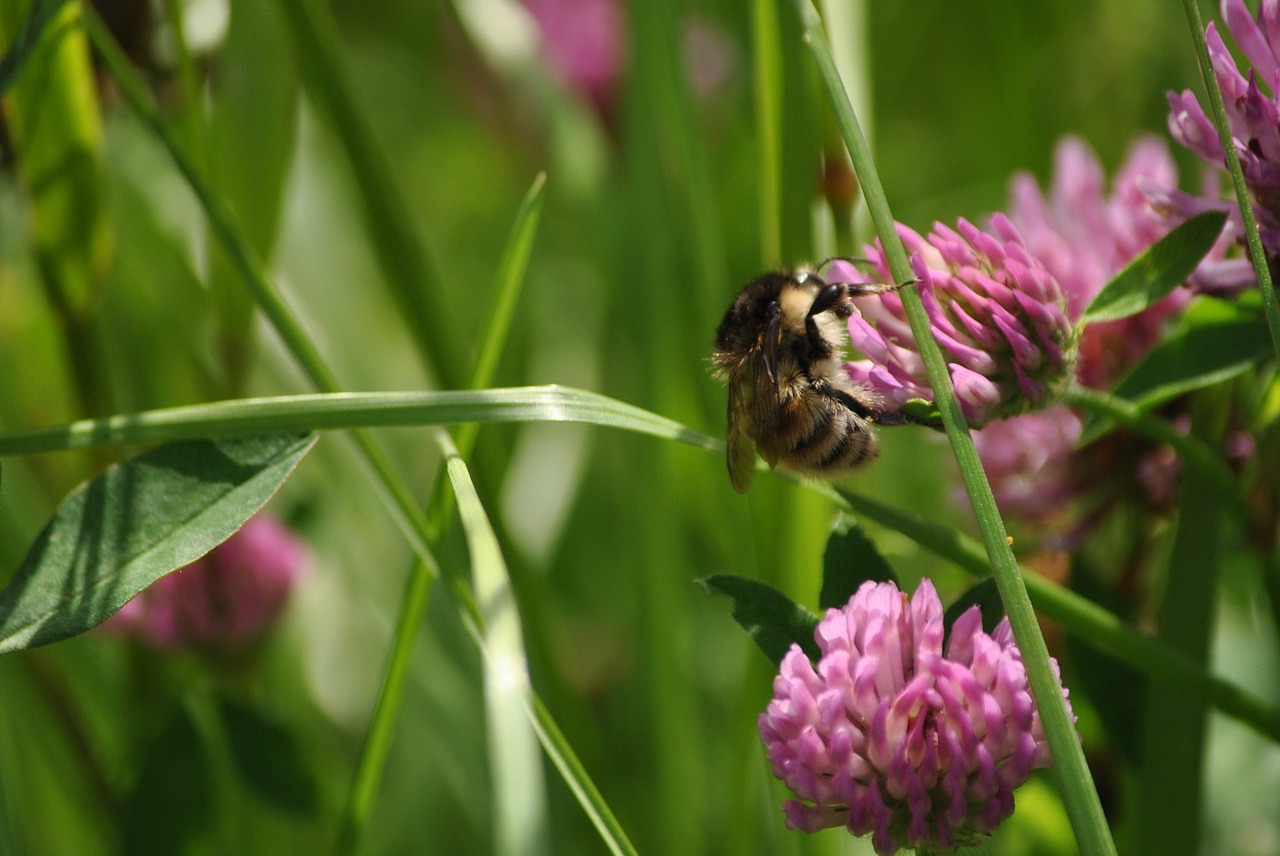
[1,0,1276,854]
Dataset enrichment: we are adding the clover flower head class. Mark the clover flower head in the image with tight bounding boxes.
[759,579,1071,855]
[1165,0,1280,288]
[838,216,1075,426]
[970,406,1084,523]
[104,514,307,650]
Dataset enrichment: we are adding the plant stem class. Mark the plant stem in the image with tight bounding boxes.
[791,2,1115,852]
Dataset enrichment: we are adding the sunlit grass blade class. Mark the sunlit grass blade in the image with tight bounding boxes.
[0,386,720,457]
[340,175,546,852]
[429,173,548,535]
[274,0,465,388]
[528,696,639,856]
[790,3,1116,852]
[441,434,548,856]
[1180,0,1280,365]
[836,488,1280,743]
[0,434,315,652]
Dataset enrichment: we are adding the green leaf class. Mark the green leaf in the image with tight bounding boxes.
[1110,315,1271,409]
[1081,210,1227,324]
[942,576,1003,650]
[218,696,319,817]
[0,434,315,652]
[1078,307,1271,444]
[819,516,897,610]
[702,574,819,666]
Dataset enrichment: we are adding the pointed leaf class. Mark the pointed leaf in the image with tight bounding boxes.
[0,434,315,652]
[1081,210,1226,324]
[702,574,820,665]
[820,516,897,610]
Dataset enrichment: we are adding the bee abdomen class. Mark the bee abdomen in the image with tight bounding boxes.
[779,396,878,475]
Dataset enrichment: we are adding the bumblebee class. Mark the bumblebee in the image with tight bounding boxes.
[711,267,903,493]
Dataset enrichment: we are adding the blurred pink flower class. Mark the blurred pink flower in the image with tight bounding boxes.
[1009,136,1192,390]
[104,514,306,650]
[522,0,627,113]
[760,579,1071,855]
[972,137,1210,523]
[837,215,1075,427]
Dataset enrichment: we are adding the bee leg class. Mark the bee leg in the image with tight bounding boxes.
[805,284,845,353]
[845,277,920,298]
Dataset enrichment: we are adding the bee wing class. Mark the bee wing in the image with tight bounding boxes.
[725,378,759,493]
[750,315,784,470]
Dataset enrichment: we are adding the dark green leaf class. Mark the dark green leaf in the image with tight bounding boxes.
[218,696,320,816]
[1066,558,1147,765]
[0,434,315,652]
[1081,307,1271,443]
[820,516,897,610]
[702,574,820,666]
[122,706,214,854]
[942,577,1003,650]
[1081,211,1227,324]
[1112,317,1270,409]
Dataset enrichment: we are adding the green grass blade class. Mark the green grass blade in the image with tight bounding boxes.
[791,3,1116,852]
[0,0,69,97]
[751,0,784,266]
[273,0,465,388]
[441,434,549,856]
[1180,0,1280,365]
[1,0,113,416]
[529,696,639,856]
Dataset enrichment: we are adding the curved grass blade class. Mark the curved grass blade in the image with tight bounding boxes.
[275,0,464,388]
[442,434,548,856]
[1081,210,1226,324]
[0,434,315,652]
[0,386,721,457]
